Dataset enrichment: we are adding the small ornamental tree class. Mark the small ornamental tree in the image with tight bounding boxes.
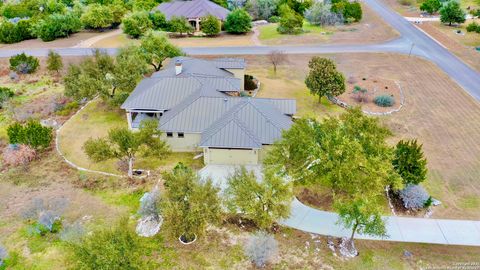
[47,50,63,73]
[304,56,346,101]
[81,3,114,30]
[0,87,14,108]
[224,167,293,229]
[277,5,304,34]
[83,119,170,178]
[149,10,168,30]
[268,50,287,74]
[161,163,222,243]
[392,139,428,186]
[440,1,466,26]
[168,16,194,35]
[225,8,252,34]
[70,218,159,269]
[244,231,278,268]
[201,14,221,36]
[140,31,183,71]
[420,0,442,14]
[7,120,53,150]
[122,11,153,38]
[9,53,39,74]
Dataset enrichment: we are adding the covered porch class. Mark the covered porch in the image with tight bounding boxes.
[126,110,163,130]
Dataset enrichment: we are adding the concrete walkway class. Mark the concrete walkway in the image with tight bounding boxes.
[281,198,480,247]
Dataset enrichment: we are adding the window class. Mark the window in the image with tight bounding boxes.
[178,132,184,138]
[166,132,173,137]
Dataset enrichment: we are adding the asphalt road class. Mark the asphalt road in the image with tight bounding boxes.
[0,0,478,99]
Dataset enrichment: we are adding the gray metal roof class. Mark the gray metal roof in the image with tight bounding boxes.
[200,118,262,148]
[156,0,230,20]
[154,57,234,78]
[212,58,246,69]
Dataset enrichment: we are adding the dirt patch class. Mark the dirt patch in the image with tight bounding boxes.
[295,187,334,211]
[337,76,402,113]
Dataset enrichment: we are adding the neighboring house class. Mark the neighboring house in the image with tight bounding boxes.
[121,57,296,165]
[156,0,230,32]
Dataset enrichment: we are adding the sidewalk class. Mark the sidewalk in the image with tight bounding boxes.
[281,199,480,246]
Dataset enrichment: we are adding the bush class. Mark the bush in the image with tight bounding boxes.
[244,231,278,268]
[352,85,368,102]
[0,19,34,44]
[202,14,221,36]
[393,139,427,185]
[122,11,153,38]
[420,0,441,14]
[9,53,39,74]
[69,218,159,269]
[247,0,279,20]
[33,12,82,41]
[398,184,430,210]
[225,8,252,34]
[168,16,194,35]
[109,3,127,27]
[466,22,480,33]
[331,0,362,23]
[81,3,114,30]
[55,101,79,116]
[305,2,344,26]
[2,144,36,168]
[7,120,53,150]
[47,50,63,73]
[0,87,14,108]
[268,16,280,23]
[277,5,303,34]
[22,197,68,235]
[244,74,257,90]
[374,95,394,107]
[149,11,168,30]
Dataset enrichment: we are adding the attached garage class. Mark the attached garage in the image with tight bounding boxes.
[203,148,259,165]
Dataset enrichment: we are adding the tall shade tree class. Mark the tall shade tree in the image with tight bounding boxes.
[224,167,293,229]
[304,56,345,102]
[224,8,253,34]
[46,50,63,73]
[140,31,183,71]
[122,11,153,38]
[420,0,441,14]
[439,1,466,26]
[83,119,170,177]
[392,139,428,186]
[161,163,221,242]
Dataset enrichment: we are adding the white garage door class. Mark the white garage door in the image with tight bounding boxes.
[205,148,258,165]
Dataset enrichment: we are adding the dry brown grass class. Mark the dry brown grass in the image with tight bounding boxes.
[241,53,480,219]
[0,31,102,49]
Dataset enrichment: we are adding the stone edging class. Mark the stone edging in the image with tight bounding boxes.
[328,81,405,116]
[55,98,125,178]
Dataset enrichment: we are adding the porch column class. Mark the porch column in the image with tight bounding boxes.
[196,18,200,32]
[126,111,132,130]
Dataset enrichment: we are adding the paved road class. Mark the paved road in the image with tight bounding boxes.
[200,165,480,246]
[0,0,478,99]
[282,198,480,246]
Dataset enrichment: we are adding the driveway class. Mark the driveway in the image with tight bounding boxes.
[198,164,262,191]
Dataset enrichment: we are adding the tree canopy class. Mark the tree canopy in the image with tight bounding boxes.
[81,3,114,30]
[122,11,153,38]
[225,8,252,34]
[392,139,428,186]
[304,56,345,101]
[140,31,183,71]
[440,1,466,26]
[201,14,221,36]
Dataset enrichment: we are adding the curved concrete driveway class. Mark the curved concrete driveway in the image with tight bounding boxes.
[282,198,480,247]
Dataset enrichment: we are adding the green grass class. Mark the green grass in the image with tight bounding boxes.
[258,22,326,41]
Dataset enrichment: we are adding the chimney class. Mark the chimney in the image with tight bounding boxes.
[175,59,182,75]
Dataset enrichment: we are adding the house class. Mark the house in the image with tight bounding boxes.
[121,57,296,165]
[156,0,230,32]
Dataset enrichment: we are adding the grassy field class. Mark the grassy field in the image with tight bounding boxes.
[241,53,480,219]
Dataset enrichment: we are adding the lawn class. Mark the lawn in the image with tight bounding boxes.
[258,22,332,45]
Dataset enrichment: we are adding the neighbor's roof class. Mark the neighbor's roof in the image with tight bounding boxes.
[158,96,295,147]
[156,0,230,20]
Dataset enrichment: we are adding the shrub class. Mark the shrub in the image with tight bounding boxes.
[420,0,442,14]
[149,10,168,30]
[55,101,79,116]
[33,12,82,41]
[7,120,53,150]
[22,197,68,235]
[2,144,36,168]
[0,87,14,108]
[244,74,257,90]
[352,85,368,102]
[9,53,39,74]
[225,8,252,34]
[69,218,159,269]
[247,0,278,20]
[202,14,221,36]
[47,50,63,73]
[109,4,127,27]
[0,19,34,44]
[374,95,394,107]
[393,139,427,185]
[331,0,362,23]
[168,16,194,35]
[268,16,280,23]
[466,22,480,33]
[305,2,344,26]
[277,5,303,34]
[398,184,430,210]
[122,11,153,38]
[244,231,278,268]
[81,3,114,30]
